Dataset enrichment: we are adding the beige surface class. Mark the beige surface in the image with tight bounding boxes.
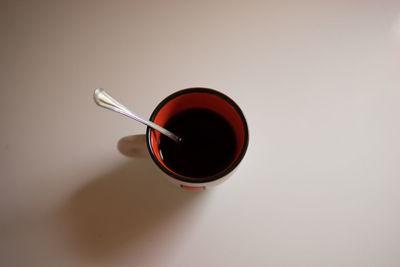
[1,0,400,266]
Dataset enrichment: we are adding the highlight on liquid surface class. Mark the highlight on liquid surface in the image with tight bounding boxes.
[159,108,237,178]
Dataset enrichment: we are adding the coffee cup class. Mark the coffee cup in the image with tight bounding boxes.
[118,87,249,190]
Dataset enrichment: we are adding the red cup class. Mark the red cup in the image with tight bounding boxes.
[144,88,248,190]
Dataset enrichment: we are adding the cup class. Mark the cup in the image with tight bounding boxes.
[118,87,249,190]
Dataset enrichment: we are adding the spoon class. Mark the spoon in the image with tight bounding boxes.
[93,88,181,143]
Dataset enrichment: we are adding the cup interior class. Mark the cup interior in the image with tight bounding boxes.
[146,88,248,183]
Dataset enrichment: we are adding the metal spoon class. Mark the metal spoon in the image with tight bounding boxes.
[93,88,181,142]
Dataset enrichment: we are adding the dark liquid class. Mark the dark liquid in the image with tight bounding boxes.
[159,108,236,178]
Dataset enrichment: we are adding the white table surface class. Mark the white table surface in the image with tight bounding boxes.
[1,1,400,266]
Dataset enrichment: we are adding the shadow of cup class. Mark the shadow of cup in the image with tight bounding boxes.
[60,158,206,260]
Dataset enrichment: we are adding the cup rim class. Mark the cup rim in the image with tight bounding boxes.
[146,87,249,184]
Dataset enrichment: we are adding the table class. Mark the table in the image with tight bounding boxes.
[1,1,400,266]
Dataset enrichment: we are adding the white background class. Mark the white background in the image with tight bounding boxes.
[1,0,400,266]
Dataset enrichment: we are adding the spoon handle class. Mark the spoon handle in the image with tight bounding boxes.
[93,88,180,142]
